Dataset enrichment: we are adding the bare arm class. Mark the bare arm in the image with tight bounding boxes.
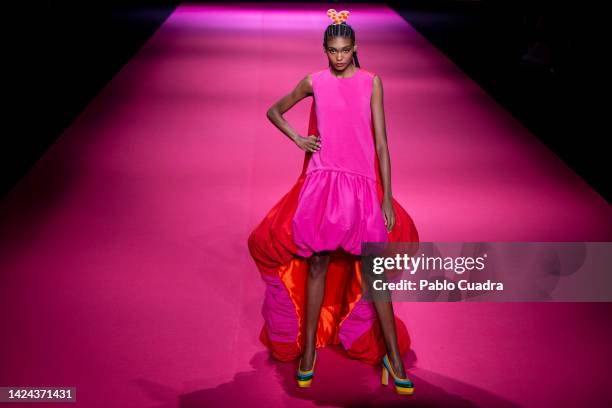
[266,75,321,153]
[371,74,395,231]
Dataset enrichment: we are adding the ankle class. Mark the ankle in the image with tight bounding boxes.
[299,348,316,371]
[388,354,406,378]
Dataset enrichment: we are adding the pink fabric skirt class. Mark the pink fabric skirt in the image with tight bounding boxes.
[291,169,389,257]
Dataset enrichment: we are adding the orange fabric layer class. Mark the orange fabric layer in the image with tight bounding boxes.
[279,251,363,351]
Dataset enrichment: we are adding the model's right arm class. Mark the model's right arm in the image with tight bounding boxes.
[266,74,321,153]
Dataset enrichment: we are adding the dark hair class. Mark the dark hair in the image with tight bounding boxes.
[323,22,360,68]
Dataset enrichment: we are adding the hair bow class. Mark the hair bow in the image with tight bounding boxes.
[327,9,350,25]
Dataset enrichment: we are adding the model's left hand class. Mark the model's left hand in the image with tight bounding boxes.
[382,198,395,232]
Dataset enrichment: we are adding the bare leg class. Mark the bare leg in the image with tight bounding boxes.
[373,299,407,378]
[299,250,331,371]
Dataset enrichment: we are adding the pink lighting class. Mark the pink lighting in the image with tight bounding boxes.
[1,3,610,407]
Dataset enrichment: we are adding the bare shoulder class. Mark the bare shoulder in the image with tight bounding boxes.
[372,73,383,87]
[296,73,313,95]
[304,73,313,89]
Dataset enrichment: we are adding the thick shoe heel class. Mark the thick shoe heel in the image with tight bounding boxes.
[381,365,389,386]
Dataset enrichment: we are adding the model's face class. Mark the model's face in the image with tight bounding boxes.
[324,36,356,71]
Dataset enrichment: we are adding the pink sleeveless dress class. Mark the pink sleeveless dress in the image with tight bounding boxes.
[291,67,389,257]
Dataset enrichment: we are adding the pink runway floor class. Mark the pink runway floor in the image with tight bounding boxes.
[1,3,611,407]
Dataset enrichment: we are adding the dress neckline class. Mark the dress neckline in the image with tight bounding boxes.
[328,66,360,79]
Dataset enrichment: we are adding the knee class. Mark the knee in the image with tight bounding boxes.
[308,252,330,279]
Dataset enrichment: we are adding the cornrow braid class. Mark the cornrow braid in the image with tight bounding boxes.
[323,22,360,68]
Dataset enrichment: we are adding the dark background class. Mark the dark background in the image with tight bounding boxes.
[4,1,607,202]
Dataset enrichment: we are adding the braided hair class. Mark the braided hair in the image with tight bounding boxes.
[323,22,360,68]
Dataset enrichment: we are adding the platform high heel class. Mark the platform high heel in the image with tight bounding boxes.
[296,350,317,388]
[381,353,414,395]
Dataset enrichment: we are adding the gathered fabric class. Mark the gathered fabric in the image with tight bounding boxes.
[292,168,388,257]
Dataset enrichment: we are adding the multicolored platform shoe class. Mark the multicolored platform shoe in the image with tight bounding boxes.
[381,353,414,395]
[296,350,317,388]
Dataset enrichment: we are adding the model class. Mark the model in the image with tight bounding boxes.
[248,9,419,396]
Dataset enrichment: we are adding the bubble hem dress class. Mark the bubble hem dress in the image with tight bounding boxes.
[292,67,390,257]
